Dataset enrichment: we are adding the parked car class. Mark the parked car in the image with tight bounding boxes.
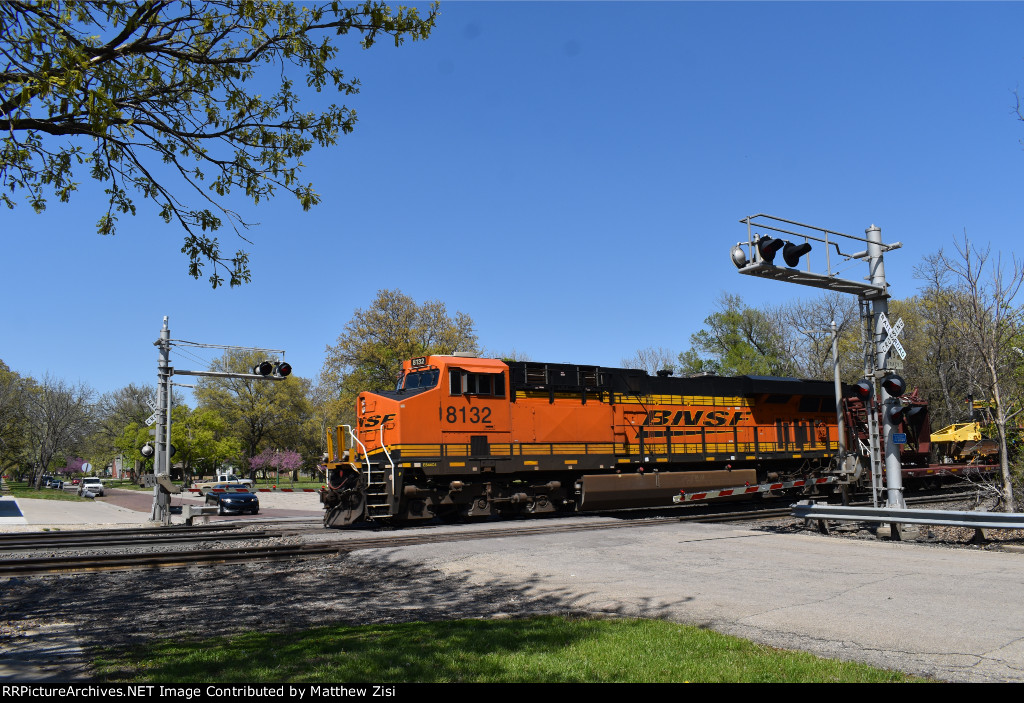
[204,485,259,515]
[78,477,105,497]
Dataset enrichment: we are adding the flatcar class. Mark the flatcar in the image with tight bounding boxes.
[319,354,931,527]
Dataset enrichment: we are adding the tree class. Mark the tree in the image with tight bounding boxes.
[24,375,95,487]
[116,403,242,481]
[0,1,438,287]
[0,360,33,477]
[194,350,312,467]
[908,255,984,428]
[937,235,1024,510]
[621,346,677,375]
[776,293,859,382]
[83,382,161,468]
[250,447,303,482]
[678,293,796,377]
[320,289,479,424]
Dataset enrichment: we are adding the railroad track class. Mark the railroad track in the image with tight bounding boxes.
[0,488,983,577]
[0,524,282,551]
[0,513,756,576]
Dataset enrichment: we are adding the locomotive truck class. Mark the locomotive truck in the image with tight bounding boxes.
[319,353,934,528]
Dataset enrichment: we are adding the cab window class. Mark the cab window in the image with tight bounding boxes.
[398,369,439,391]
[449,369,505,397]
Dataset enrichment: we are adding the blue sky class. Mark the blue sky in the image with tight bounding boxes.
[3,1,1024,399]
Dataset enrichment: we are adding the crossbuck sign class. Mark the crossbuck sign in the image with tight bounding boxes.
[877,312,906,360]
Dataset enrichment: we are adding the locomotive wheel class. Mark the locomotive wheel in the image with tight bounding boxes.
[323,487,366,528]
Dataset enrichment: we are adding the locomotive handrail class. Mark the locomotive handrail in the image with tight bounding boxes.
[339,424,371,471]
[379,425,396,497]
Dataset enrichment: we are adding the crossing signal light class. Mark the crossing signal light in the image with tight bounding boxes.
[851,379,873,402]
[141,442,174,457]
[756,236,785,264]
[881,373,906,397]
[783,241,812,267]
[253,360,291,379]
[887,402,907,425]
[731,244,748,269]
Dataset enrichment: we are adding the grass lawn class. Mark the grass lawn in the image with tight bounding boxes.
[5,484,89,502]
[91,615,924,683]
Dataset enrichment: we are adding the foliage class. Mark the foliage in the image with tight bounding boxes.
[59,456,85,476]
[0,359,33,476]
[936,235,1024,510]
[907,255,982,428]
[83,383,164,468]
[24,375,95,487]
[194,350,313,465]
[776,293,860,382]
[116,404,242,478]
[249,447,303,480]
[320,289,479,425]
[0,1,438,287]
[678,293,796,377]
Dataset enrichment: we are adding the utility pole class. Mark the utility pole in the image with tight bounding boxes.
[146,317,293,525]
[866,225,906,510]
[152,316,172,523]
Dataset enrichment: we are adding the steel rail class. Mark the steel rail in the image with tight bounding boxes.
[0,524,246,541]
[0,543,344,577]
[0,530,280,551]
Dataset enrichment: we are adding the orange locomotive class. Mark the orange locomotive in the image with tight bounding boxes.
[319,354,904,528]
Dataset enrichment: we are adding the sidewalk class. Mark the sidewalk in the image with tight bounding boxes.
[0,487,323,531]
[0,495,151,529]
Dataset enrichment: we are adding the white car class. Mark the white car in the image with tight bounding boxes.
[78,477,105,497]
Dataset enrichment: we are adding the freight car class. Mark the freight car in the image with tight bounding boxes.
[319,354,932,528]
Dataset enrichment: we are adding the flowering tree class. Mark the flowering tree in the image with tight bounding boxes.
[60,456,85,476]
[249,449,303,483]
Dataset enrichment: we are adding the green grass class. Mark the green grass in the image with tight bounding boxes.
[90,616,923,683]
[6,484,89,502]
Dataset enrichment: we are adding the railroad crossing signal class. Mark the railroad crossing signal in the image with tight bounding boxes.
[877,312,906,360]
[252,360,292,378]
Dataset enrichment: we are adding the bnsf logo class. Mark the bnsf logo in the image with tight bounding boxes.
[360,413,396,428]
[643,410,747,427]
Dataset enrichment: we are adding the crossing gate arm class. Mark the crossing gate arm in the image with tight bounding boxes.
[672,477,838,504]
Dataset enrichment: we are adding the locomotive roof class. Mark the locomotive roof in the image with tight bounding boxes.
[505,360,836,398]
[386,356,837,399]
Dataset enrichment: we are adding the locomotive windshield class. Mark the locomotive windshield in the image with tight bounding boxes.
[397,368,440,391]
